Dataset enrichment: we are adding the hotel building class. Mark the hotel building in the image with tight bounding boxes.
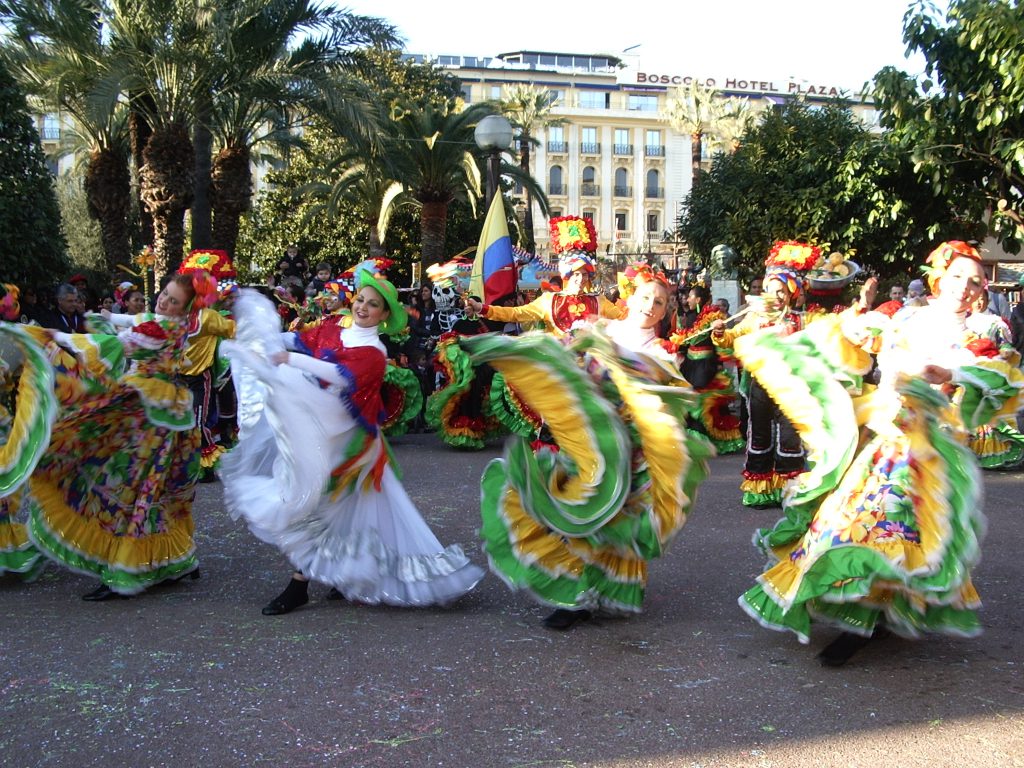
[415,50,880,270]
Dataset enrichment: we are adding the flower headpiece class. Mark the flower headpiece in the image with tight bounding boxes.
[0,284,20,322]
[549,215,598,278]
[923,240,982,293]
[616,262,670,300]
[764,240,822,300]
[179,249,236,281]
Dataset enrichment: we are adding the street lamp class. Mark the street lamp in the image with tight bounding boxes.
[474,114,513,208]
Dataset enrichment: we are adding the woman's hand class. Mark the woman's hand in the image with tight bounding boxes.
[464,297,483,316]
[921,364,953,385]
[268,350,289,366]
[710,319,725,334]
[100,308,112,320]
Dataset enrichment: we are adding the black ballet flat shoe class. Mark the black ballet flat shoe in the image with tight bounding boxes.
[325,587,345,601]
[542,608,592,631]
[818,631,872,667]
[261,578,309,616]
[82,584,130,602]
[171,569,201,583]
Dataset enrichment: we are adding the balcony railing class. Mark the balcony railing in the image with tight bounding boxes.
[613,185,632,197]
[613,143,633,155]
[581,183,600,196]
[645,145,665,157]
[579,142,601,154]
[548,183,566,195]
[547,141,566,153]
[41,126,61,141]
[645,187,664,199]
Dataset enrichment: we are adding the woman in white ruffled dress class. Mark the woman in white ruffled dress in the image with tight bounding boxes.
[220,267,484,615]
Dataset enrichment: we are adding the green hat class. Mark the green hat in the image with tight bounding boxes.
[356,266,407,335]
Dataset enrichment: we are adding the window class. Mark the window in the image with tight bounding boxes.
[461,85,473,103]
[549,166,564,195]
[647,212,660,232]
[490,85,502,100]
[614,168,630,197]
[645,169,662,198]
[581,165,598,196]
[550,208,562,219]
[583,210,596,223]
[578,91,608,109]
[42,114,60,141]
[547,89,565,106]
[582,166,596,183]
[645,129,665,157]
[547,125,565,152]
[581,127,599,154]
[628,94,659,112]
[615,212,628,231]
[613,128,632,155]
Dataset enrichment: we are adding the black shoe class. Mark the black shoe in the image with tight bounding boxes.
[82,584,129,602]
[818,631,871,667]
[171,568,201,583]
[199,470,218,483]
[542,608,591,630]
[261,577,309,616]
[325,587,345,601]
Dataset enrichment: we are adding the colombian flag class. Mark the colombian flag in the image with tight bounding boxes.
[469,193,517,305]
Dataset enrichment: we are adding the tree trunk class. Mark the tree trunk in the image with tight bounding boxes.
[419,200,448,266]
[140,122,195,279]
[191,116,213,249]
[519,136,535,252]
[129,94,155,247]
[83,146,132,272]
[691,130,703,186]
[210,143,252,259]
[368,221,385,258]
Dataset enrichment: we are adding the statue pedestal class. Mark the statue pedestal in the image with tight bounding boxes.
[711,278,742,313]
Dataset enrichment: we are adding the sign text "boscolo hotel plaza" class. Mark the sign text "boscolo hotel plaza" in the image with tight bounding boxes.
[633,72,849,98]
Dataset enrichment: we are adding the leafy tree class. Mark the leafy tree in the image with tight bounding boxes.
[0,61,68,286]
[1,0,133,273]
[55,173,107,272]
[680,100,962,286]
[235,121,480,285]
[871,0,1024,251]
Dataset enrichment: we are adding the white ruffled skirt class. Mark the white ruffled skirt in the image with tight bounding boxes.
[219,291,483,606]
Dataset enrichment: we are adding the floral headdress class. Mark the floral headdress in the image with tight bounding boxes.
[179,249,236,281]
[0,284,20,321]
[189,270,219,310]
[550,215,598,278]
[764,240,822,300]
[425,260,463,291]
[922,240,983,293]
[616,262,670,301]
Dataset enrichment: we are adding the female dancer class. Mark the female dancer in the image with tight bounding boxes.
[711,241,823,507]
[735,241,1023,665]
[464,264,713,630]
[3,272,216,599]
[220,266,483,615]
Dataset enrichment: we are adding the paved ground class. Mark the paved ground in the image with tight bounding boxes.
[2,434,1023,767]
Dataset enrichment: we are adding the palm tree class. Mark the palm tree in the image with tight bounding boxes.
[202,0,398,258]
[0,0,134,272]
[501,83,564,252]
[384,100,492,266]
[661,79,736,185]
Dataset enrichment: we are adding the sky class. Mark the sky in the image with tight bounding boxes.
[339,0,939,93]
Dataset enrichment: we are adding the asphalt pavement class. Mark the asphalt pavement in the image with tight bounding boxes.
[2,434,1023,767]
